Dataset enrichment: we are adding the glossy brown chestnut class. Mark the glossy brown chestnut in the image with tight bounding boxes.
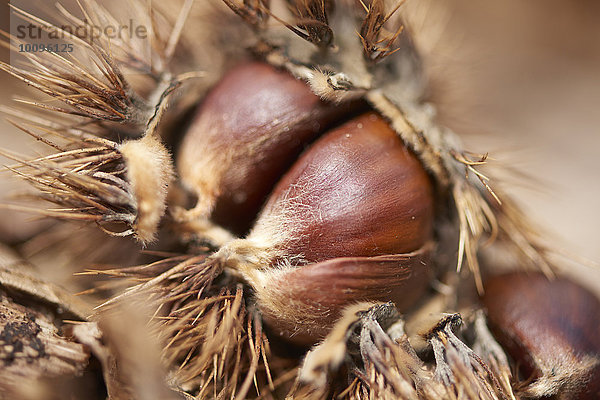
[218,112,434,345]
[482,272,600,399]
[177,61,361,234]
[256,111,434,263]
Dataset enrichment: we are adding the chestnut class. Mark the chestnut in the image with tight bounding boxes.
[254,112,433,262]
[214,112,434,345]
[176,61,361,235]
[482,272,600,399]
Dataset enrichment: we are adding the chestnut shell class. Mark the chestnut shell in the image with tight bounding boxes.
[245,112,435,345]
[258,112,434,263]
[258,250,431,345]
[482,272,600,399]
[178,62,361,234]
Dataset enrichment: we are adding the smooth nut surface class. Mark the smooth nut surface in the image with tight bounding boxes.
[258,250,431,345]
[482,272,600,399]
[177,61,360,234]
[258,112,434,263]
[243,112,434,345]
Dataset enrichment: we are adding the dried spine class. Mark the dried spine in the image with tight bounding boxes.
[0,0,194,243]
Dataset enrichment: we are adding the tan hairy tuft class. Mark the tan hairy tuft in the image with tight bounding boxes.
[120,136,174,244]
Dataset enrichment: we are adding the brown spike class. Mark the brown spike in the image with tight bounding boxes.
[266,0,334,47]
[359,0,405,62]
[222,0,270,27]
[94,255,276,399]
[0,128,139,236]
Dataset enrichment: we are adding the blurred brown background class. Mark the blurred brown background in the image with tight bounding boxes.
[1,0,599,285]
[417,0,600,289]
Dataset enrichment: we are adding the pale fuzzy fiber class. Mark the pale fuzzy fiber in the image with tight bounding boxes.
[120,136,174,244]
